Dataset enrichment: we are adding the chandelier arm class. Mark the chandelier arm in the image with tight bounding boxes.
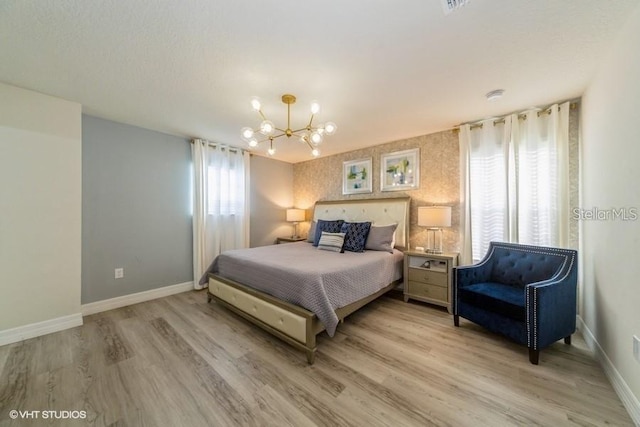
[255,133,286,143]
[291,127,314,134]
[306,114,315,128]
[258,110,267,121]
[303,138,315,151]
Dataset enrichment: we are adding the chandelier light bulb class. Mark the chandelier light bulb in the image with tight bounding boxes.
[324,122,337,135]
[267,147,276,156]
[310,101,320,115]
[310,132,323,145]
[248,138,258,147]
[260,120,275,135]
[241,127,254,140]
[311,148,320,157]
[250,97,261,111]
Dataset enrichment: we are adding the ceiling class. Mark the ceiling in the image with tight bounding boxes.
[1,1,638,163]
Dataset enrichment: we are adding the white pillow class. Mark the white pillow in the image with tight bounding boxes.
[317,231,345,252]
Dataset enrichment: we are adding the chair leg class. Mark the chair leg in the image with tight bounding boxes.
[453,315,459,327]
[564,335,571,345]
[529,348,539,365]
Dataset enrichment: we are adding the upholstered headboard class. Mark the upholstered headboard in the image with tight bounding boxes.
[312,197,411,250]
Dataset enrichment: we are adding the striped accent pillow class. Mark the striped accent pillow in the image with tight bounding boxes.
[317,231,346,252]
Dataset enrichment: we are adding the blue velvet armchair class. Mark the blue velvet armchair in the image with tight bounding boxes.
[453,242,578,364]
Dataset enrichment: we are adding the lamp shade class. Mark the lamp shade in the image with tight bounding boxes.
[286,208,305,222]
[418,206,451,227]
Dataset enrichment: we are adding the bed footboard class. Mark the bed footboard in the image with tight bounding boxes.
[207,275,401,364]
[207,274,322,364]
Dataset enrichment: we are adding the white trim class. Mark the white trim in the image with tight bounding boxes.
[81,281,194,316]
[0,313,83,347]
[577,316,640,425]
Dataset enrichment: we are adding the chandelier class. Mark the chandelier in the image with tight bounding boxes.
[241,94,337,157]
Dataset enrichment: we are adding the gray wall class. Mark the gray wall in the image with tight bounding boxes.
[82,115,192,304]
[250,155,295,247]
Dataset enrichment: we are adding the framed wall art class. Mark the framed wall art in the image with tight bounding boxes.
[380,148,419,191]
[343,158,372,194]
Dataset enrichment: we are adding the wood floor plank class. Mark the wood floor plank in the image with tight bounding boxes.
[149,316,257,426]
[338,320,571,425]
[0,340,36,421]
[0,290,633,426]
[252,384,317,427]
[93,317,133,365]
[0,343,13,378]
[237,351,372,427]
[146,300,265,408]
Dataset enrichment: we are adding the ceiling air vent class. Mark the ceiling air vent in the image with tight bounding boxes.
[441,0,470,15]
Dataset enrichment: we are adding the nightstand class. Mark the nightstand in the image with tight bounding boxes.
[276,236,306,244]
[403,250,458,313]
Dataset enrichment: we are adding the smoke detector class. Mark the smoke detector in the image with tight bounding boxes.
[486,89,505,101]
[441,0,471,15]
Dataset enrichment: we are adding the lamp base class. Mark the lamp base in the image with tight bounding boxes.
[426,228,444,254]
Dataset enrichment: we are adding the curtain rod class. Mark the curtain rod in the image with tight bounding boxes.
[452,101,578,133]
[190,139,245,154]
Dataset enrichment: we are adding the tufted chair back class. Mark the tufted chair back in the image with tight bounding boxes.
[488,246,565,287]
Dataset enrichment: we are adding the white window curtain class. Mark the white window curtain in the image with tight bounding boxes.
[192,139,250,289]
[459,102,570,264]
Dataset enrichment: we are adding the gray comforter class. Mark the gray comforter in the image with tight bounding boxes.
[200,242,403,336]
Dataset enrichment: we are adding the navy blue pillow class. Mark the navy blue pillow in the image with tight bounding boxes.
[313,219,345,246]
[340,222,372,252]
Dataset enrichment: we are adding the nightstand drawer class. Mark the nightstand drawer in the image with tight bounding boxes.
[406,281,448,301]
[408,268,447,286]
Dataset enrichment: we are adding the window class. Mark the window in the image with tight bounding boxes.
[207,163,244,216]
[462,103,570,262]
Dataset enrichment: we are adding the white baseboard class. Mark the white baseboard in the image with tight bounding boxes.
[577,316,640,425]
[0,313,83,347]
[0,282,195,348]
[81,281,194,316]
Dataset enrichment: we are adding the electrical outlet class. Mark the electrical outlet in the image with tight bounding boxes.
[634,335,640,364]
[114,268,124,279]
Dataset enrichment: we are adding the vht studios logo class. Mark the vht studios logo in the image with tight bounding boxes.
[572,207,638,221]
[9,410,87,420]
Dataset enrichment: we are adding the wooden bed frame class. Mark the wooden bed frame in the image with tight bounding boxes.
[207,197,410,364]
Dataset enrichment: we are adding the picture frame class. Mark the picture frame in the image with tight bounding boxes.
[380,148,419,191]
[342,158,373,195]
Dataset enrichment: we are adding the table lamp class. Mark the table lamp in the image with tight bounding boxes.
[418,206,451,254]
[286,208,305,238]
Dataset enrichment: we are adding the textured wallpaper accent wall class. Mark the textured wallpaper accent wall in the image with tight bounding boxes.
[294,105,579,253]
[293,130,461,252]
[568,105,580,250]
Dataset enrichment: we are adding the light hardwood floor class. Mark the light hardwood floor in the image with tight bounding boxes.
[0,290,633,426]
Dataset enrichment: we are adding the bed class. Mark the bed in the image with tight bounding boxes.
[204,197,410,364]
